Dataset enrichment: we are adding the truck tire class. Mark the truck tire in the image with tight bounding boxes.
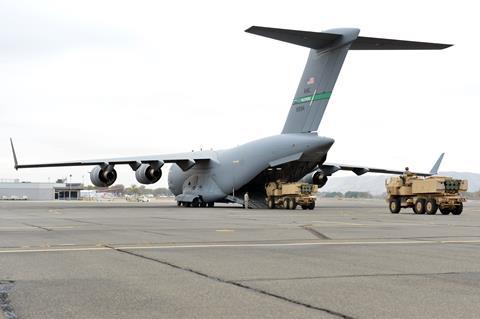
[288,198,297,210]
[452,202,463,215]
[283,198,290,209]
[425,199,438,215]
[301,205,308,210]
[268,198,275,209]
[389,198,401,214]
[308,202,315,210]
[413,199,426,214]
[440,208,450,215]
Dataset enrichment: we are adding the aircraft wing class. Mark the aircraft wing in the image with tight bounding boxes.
[10,138,217,171]
[320,153,445,177]
[320,163,430,177]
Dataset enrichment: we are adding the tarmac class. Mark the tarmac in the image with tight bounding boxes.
[0,198,479,319]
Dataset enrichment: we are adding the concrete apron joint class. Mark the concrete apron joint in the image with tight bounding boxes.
[103,245,354,319]
[301,225,331,240]
[0,281,16,319]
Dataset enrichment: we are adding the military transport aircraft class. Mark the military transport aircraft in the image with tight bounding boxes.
[10,26,451,208]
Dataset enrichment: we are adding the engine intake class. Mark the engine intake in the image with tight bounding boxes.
[90,165,117,187]
[312,171,328,188]
[135,164,162,184]
[302,170,328,188]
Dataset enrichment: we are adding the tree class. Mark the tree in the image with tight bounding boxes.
[125,184,140,195]
[344,191,373,199]
[153,187,173,196]
[321,192,343,198]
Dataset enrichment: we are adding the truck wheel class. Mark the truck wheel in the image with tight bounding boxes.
[283,198,290,209]
[308,202,315,210]
[389,198,401,214]
[425,199,438,215]
[413,199,426,214]
[301,205,308,210]
[207,202,214,207]
[452,202,463,215]
[268,198,275,209]
[288,198,297,210]
[440,208,450,215]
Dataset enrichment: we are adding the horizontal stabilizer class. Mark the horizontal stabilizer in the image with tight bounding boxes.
[245,26,341,50]
[246,26,452,50]
[351,36,452,50]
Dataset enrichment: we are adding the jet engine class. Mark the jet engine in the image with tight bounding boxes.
[90,165,117,187]
[302,171,328,188]
[135,164,162,184]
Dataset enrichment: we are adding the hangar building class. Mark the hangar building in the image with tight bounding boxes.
[0,180,83,201]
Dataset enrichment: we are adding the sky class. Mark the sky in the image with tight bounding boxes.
[1,0,479,188]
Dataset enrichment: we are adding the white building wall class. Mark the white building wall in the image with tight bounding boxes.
[0,183,56,200]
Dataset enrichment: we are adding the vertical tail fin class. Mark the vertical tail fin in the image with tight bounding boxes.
[246,26,359,134]
[430,153,445,175]
[245,26,452,134]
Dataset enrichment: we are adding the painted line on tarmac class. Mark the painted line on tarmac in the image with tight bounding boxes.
[1,239,480,254]
[311,220,366,226]
[0,226,74,231]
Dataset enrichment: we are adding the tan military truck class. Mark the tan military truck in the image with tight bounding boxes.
[265,181,317,210]
[386,172,467,215]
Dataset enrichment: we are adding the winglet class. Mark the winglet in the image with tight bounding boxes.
[429,153,445,175]
[10,138,19,170]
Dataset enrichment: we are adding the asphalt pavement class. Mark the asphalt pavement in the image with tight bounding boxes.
[0,198,479,319]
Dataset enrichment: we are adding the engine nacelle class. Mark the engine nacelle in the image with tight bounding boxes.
[312,172,328,188]
[90,165,117,187]
[135,164,162,184]
[302,171,328,188]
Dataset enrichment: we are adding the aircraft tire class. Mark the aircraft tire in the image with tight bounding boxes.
[192,198,200,208]
[177,201,182,207]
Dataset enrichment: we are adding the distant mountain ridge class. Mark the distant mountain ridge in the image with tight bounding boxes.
[321,171,480,195]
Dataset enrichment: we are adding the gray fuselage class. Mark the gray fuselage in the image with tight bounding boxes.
[168,133,334,202]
